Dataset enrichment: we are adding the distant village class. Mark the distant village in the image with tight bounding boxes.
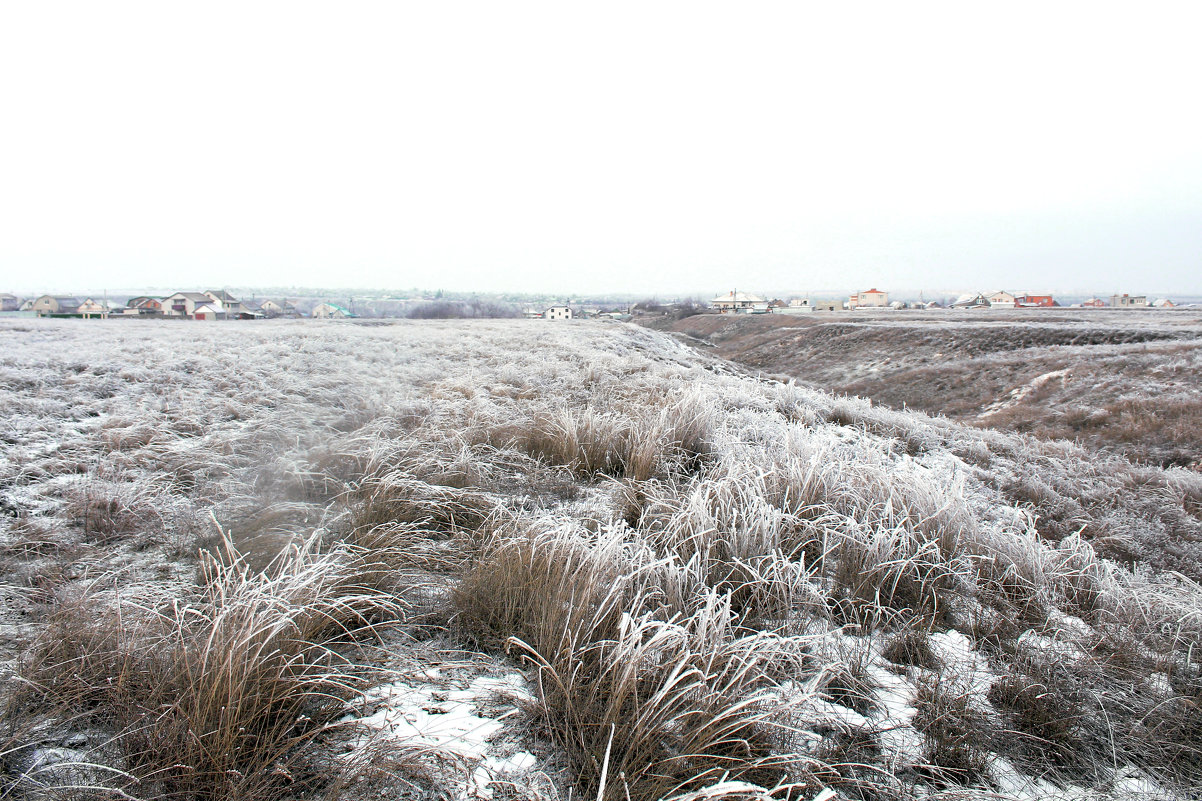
[0,287,1190,321]
[2,291,316,319]
[710,289,1184,313]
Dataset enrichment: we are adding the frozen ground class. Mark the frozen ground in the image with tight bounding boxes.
[1,317,1200,800]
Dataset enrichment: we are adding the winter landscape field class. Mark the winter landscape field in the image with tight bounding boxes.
[651,310,1202,469]
[2,317,1202,801]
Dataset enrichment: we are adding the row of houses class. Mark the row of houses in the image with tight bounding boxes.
[949,291,1056,309]
[709,288,1178,314]
[711,289,887,313]
[12,291,317,320]
[951,291,1173,309]
[712,289,893,313]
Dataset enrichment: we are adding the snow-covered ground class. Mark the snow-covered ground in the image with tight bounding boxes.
[1,318,1200,801]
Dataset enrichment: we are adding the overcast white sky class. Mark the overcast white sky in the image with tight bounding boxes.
[1,1,1199,297]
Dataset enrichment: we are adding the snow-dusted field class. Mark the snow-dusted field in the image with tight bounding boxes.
[1,318,1201,800]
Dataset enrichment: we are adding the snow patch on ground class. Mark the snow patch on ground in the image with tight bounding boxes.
[979,369,1071,418]
[929,629,994,695]
[348,670,540,800]
[864,663,926,764]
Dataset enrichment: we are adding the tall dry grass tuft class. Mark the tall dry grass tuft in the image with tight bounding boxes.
[495,391,715,482]
[911,671,989,786]
[453,522,812,801]
[66,477,163,545]
[349,468,492,534]
[14,536,406,800]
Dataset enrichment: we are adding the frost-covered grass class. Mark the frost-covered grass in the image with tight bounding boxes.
[1,318,1201,800]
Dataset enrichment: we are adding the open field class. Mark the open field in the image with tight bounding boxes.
[648,310,1202,468]
[2,318,1202,800]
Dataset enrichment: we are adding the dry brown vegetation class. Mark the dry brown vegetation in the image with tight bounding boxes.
[1,317,1201,800]
[654,309,1202,468]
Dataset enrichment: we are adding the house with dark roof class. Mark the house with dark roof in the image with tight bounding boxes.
[952,293,991,309]
[123,296,164,316]
[204,290,242,316]
[249,299,298,317]
[31,295,81,316]
[163,292,214,317]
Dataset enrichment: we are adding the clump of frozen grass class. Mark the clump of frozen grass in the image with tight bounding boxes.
[11,535,406,800]
[911,670,990,785]
[452,521,813,801]
[350,466,493,534]
[881,627,941,671]
[64,475,164,545]
[488,389,715,482]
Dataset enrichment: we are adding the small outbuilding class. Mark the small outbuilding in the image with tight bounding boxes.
[192,303,225,321]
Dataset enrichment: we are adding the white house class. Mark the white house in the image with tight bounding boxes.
[710,291,765,312]
[986,290,1016,308]
[1111,294,1148,308]
[204,290,242,316]
[76,298,109,318]
[778,299,815,314]
[544,305,572,320]
[163,292,213,317]
[849,288,888,309]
